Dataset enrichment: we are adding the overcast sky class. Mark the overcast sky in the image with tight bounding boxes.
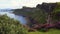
[0,0,60,9]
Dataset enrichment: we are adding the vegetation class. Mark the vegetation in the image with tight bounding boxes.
[52,3,60,21]
[0,14,27,34]
[0,2,60,34]
[13,8,47,24]
[28,29,60,34]
[13,2,60,33]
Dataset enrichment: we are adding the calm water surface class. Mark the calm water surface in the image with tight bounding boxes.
[0,10,27,25]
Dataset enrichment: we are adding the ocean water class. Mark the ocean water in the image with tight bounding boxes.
[0,10,27,25]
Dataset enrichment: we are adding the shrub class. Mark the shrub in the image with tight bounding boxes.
[0,14,27,34]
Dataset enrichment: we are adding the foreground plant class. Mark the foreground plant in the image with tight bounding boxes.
[0,14,27,34]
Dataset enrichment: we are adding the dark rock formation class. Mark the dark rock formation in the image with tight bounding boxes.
[36,2,57,13]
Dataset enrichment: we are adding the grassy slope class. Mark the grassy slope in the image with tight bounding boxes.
[28,29,60,34]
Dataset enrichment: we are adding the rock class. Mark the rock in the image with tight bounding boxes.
[36,2,57,13]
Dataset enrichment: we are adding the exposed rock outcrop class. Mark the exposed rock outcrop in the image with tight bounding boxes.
[36,2,57,13]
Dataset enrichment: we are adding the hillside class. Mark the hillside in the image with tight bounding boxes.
[13,2,60,32]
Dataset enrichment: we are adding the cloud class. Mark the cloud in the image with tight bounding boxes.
[0,0,60,9]
[0,0,19,9]
[18,0,60,7]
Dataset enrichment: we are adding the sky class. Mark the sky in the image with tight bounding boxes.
[0,0,60,9]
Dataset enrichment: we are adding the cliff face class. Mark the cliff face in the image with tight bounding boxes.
[13,2,60,24]
[36,3,57,13]
[13,2,60,31]
[13,3,57,16]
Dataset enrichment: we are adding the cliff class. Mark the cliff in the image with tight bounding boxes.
[13,2,60,28]
[36,2,57,13]
[12,2,60,31]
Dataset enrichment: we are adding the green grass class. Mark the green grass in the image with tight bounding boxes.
[28,29,60,34]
